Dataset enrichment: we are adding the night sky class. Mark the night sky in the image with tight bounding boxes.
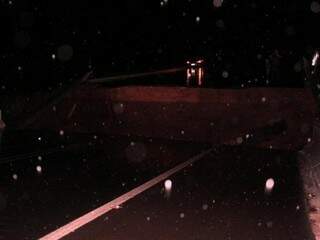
[1,0,320,91]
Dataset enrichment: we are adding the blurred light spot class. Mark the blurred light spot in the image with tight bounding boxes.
[180,213,185,218]
[311,1,320,13]
[38,156,42,161]
[265,178,275,193]
[12,174,18,180]
[36,165,42,173]
[312,52,319,66]
[164,179,172,191]
[261,97,266,102]
[222,71,229,78]
[202,204,209,210]
[213,0,223,7]
[59,130,64,136]
[196,16,200,23]
[52,54,56,60]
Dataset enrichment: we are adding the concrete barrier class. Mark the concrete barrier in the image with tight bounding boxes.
[20,86,317,150]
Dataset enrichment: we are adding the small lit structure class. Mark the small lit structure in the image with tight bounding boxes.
[186,59,204,86]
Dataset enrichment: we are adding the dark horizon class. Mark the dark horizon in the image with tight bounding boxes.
[1,0,319,91]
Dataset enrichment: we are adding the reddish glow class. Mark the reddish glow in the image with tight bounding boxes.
[186,59,205,86]
[198,67,204,86]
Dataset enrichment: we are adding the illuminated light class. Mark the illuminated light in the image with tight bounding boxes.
[196,16,200,23]
[38,137,42,141]
[222,71,229,78]
[52,54,56,60]
[308,138,312,143]
[265,178,275,193]
[312,52,319,66]
[59,130,64,136]
[213,0,223,8]
[38,156,42,161]
[12,174,18,180]
[261,97,266,102]
[36,165,42,173]
[191,63,196,67]
[198,67,203,86]
[164,179,172,191]
[180,213,185,218]
[191,69,195,74]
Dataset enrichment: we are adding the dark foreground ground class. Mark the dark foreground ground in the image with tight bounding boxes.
[0,130,314,240]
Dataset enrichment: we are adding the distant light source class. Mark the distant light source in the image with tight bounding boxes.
[186,59,205,86]
[36,165,42,174]
[164,179,172,191]
[312,52,319,66]
[265,178,275,193]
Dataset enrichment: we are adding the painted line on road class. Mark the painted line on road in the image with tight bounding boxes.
[39,148,213,240]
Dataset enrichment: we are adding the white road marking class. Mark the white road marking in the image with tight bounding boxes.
[39,148,213,240]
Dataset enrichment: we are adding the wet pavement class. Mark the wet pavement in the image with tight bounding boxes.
[62,147,313,240]
[0,130,315,240]
[0,130,207,240]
